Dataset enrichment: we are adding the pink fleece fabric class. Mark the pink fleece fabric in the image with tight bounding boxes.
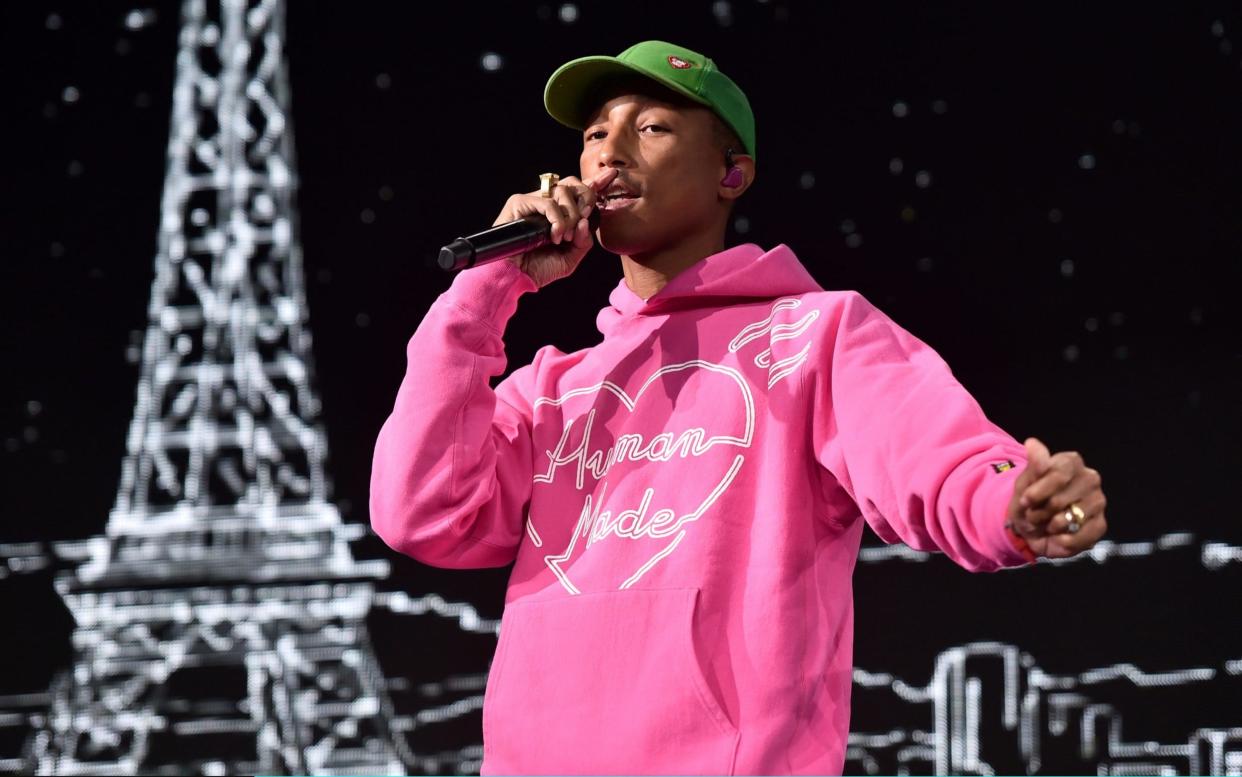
[370,243,1033,775]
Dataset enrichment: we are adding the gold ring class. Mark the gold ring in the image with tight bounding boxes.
[1064,503,1086,534]
[539,173,560,198]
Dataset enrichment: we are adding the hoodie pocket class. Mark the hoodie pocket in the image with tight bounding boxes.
[481,587,738,775]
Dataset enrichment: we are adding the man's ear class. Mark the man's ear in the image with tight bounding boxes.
[719,153,756,202]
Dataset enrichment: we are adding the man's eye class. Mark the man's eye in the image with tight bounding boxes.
[642,124,667,133]
[586,130,606,140]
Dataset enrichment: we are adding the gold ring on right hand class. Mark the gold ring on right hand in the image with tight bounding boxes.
[539,173,560,198]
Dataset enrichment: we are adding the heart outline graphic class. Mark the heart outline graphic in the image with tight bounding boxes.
[529,360,754,594]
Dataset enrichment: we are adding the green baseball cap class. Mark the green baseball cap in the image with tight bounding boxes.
[544,39,756,161]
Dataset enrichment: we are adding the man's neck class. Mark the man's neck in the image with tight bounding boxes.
[619,229,726,301]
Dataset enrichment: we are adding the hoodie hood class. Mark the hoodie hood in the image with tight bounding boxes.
[596,243,824,336]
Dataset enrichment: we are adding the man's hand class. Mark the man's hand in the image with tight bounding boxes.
[494,168,619,289]
[1006,437,1108,559]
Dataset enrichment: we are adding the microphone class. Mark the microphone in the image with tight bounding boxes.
[438,208,601,272]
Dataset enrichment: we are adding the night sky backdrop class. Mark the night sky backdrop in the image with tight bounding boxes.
[2,2,1240,773]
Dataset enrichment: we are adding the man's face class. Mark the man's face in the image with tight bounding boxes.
[578,82,726,257]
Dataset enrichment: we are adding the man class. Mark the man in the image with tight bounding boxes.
[370,40,1107,775]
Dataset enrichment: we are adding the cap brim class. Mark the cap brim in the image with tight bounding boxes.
[544,55,712,131]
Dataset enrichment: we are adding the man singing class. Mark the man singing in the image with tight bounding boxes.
[370,40,1108,775]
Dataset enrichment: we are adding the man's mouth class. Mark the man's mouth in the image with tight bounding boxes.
[598,189,640,209]
[598,178,640,208]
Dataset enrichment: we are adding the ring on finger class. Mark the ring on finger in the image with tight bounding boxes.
[1064,503,1087,534]
[539,173,560,198]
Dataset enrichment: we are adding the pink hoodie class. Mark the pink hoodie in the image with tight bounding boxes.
[370,243,1035,775]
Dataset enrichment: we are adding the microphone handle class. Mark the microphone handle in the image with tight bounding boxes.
[438,209,601,272]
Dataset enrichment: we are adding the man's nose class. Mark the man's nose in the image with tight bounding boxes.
[597,130,634,168]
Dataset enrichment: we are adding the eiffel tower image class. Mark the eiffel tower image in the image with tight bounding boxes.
[19,0,409,773]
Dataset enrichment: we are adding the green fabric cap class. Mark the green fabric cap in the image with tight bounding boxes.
[544,39,756,161]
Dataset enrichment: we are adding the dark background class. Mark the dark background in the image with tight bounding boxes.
[2,1,1240,772]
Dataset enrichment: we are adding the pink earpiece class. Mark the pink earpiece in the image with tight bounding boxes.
[721,166,744,188]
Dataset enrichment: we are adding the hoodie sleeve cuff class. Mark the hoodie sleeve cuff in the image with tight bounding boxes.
[440,259,538,332]
[971,463,1039,567]
[1004,522,1040,564]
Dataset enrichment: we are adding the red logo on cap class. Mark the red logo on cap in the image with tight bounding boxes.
[668,55,693,69]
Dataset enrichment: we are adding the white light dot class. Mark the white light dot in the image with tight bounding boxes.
[62,86,80,103]
[1063,344,1080,362]
[558,3,579,23]
[375,72,391,89]
[799,171,815,189]
[1112,119,1127,134]
[26,400,43,417]
[127,8,157,29]
[190,208,210,226]
[378,185,395,201]
[839,219,856,234]
[253,193,275,220]
[845,233,863,248]
[480,52,504,72]
[914,170,932,188]
[733,216,750,234]
[201,23,219,45]
[891,100,909,118]
[1211,20,1225,37]
[360,208,376,224]
[889,157,904,175]
[1060,259,1075,277]
[67,160,84,177]
[931,99,948,114]
[46,13,63,30]
[1085,317,1099,332]
[916,256,934,272]
[712,0,733,26]
[1077,153,1096,170]
[1048,208,1063,224]
[355,313,371,328]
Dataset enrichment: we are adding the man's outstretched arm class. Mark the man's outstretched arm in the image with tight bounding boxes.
[809,290,1107,570]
